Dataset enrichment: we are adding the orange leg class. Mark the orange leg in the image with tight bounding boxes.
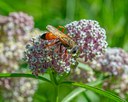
[61,49,68,61]
[58,26,72,38]
[64,49,69,61]
[57,26,65,33]
[65,49,68,59]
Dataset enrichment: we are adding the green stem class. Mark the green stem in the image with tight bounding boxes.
[49,71,58,85]
[54,85,59,102]
[0,73,52,84]
[49,71,59,102]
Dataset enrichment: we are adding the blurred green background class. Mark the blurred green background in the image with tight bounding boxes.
[0,0,128,102]
[0,0,128,50]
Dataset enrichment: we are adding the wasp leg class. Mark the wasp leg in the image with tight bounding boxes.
[59,44,63,53]
[44,40,60,48]
[54,42,62,54]
[57,26,65,33]
[61,49,68,61]
[64,49,68,61]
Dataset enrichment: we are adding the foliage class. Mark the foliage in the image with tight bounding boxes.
[0,0,128,102]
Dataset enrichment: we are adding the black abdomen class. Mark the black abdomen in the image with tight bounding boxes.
[40,33,47,39]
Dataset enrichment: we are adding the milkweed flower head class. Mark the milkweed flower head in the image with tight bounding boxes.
[65,19,108,61]
[0,12,34,42]
[0,33,38,102]
[0,76,38,102]
[116,74,128,98]
[24,35,76,75]
[0,12,38,102]
[70,67,96,83]
[0,41,38,102]
[88,48,128,76]
[0,41,24,71]
[103,73,128,98]
[86,48,128,98]
[0,12,36,71]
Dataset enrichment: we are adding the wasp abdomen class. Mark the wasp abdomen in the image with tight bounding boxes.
[40,33,46,39]
[40,32,57,40]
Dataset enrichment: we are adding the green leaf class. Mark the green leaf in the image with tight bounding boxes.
[0,73,52,84]
[62,87,86,102]
[0,1,14,13]
[72,83,126,102]
[61,78,102,102]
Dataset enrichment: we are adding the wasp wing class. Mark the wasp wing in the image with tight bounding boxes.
[46,25,75,48]
[46,25,68,38]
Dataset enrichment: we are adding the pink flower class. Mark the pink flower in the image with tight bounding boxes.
[89,48,128,76]
[24,36,76,75]
[65,19,108,61]
[2,12,34,41]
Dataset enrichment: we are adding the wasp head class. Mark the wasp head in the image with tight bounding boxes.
[71,45,79,54]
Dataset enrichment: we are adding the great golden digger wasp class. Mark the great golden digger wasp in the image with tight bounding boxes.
[40,25,79,54]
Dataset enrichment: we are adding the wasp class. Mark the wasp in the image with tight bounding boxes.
[40,25,79,54]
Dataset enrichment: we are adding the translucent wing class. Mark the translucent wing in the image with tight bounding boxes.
[46,25,68,38]
[46,25,76,48]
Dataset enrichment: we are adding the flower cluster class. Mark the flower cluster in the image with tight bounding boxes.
[0,41,24,71]
[65,19,108,61]
[24,36,76,75]
[0,12,36,71]
[70,67,96,83]
[88,48,128,76]
[0,12,34,42]
[24,19,108,75]
[115,74,128,98]
[86,48,128,98]
[0,15,8,25]
[103,73,128,98]
[0,12,38,102]
[1,77,38,102]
